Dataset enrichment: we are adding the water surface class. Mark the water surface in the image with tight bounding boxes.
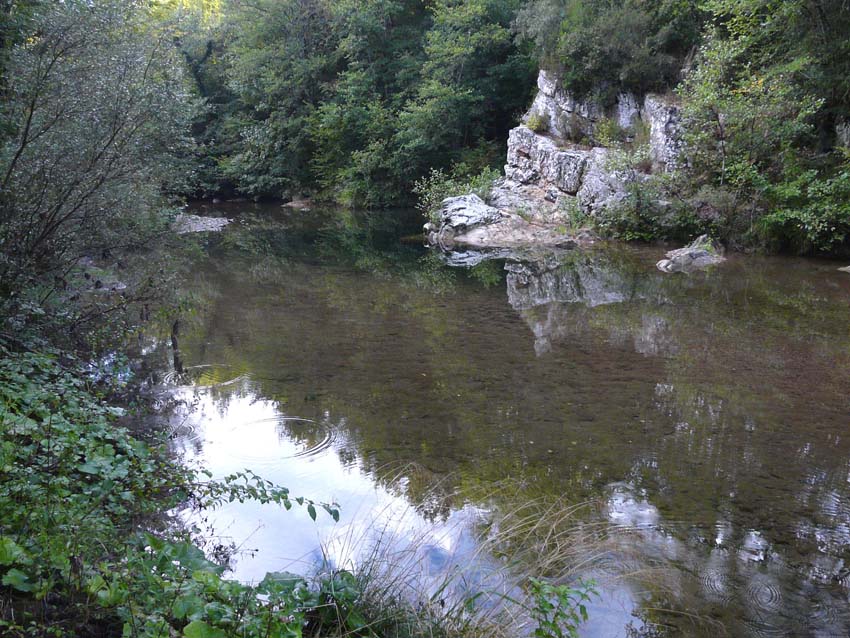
[160,204,850,637]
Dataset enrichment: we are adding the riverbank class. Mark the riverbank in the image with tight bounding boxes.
[0,347,332,638]
[0,317,595,637]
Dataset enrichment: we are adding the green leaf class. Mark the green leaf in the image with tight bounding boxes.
[2,568,34,592]
[307,503,317,521]
[183,620,227,638]
[173,594,205,620]
[0,537,29,566]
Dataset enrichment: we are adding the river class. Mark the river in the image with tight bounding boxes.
[151,203,850,637]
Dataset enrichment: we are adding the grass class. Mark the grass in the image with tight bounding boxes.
[300,471,616,638]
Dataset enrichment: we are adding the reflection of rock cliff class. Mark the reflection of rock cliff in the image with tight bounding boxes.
[505,252,676,357]
[506,254,636,310]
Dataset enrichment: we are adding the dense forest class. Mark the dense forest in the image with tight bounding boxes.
[2,0,850,282]
[181,0,850,254]
[1,1,850,636]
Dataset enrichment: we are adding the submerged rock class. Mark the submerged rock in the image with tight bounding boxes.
[175,214,231,234]
[656,235,725,273]
[282,197,313,211]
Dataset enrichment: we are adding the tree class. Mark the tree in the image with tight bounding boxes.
[515,0,704,100]
[0,0,196,345]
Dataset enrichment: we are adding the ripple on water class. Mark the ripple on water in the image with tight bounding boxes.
[700,567,735,606]
[809,590,850,634]
[162,364,249,390]
[237,416,336,461]
[740,618,789,638]
[745,573,783,612]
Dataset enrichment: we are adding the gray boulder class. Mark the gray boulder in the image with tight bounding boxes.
[426,194,503,245]
[656,235,725,273]
[438,194,502,228]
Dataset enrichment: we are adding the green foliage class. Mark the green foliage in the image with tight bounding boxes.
[760,155,850,252]
[193,0,534,206]
[526,112,549,133]
[515,0,704,99]
[0,348,341,637]
[592,117,625,148]
[0,0,198,350]
[413,165,500,223]
[218,0,338,200]
[674,4,848,250]
[527,577,597,638]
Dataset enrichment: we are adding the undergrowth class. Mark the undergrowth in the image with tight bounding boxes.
[0,348,338,638]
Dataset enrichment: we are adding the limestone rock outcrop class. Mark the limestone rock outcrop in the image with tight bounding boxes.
[576,148,640,218]
[524,70,642,142]
[505,126,588,195]
[643,95,683,171]
[425,70,685,250]
[656,235,725,273]
[498,72,683,224]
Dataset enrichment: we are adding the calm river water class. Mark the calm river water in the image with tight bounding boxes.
[157,204,850,637]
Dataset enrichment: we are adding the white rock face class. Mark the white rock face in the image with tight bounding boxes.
[616,92,641,131]
[643,94,683,171]
[577,148,637,217]
[525,70,603,141]
[505,126,589,195]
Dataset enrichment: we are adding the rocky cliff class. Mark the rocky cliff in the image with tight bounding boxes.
[428,70,684,249]
[499,70,682,222]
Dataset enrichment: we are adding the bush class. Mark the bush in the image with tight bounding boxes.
[527,112,549,133]
[0,348,341,638]
[760,157,850,253]
[413,166,501,223]
[592,117,625,148]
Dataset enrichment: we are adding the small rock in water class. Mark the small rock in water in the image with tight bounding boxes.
[174,213,231,234]
[657,234,725,274]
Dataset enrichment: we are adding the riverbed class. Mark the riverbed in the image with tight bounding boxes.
[153,203,850,637]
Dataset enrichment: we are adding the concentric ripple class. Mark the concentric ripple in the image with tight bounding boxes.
[162,364,249,390]
[236,416,336,461]
[745,574,783,612]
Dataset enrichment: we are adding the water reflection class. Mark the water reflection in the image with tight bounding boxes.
[156,206,850,637]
